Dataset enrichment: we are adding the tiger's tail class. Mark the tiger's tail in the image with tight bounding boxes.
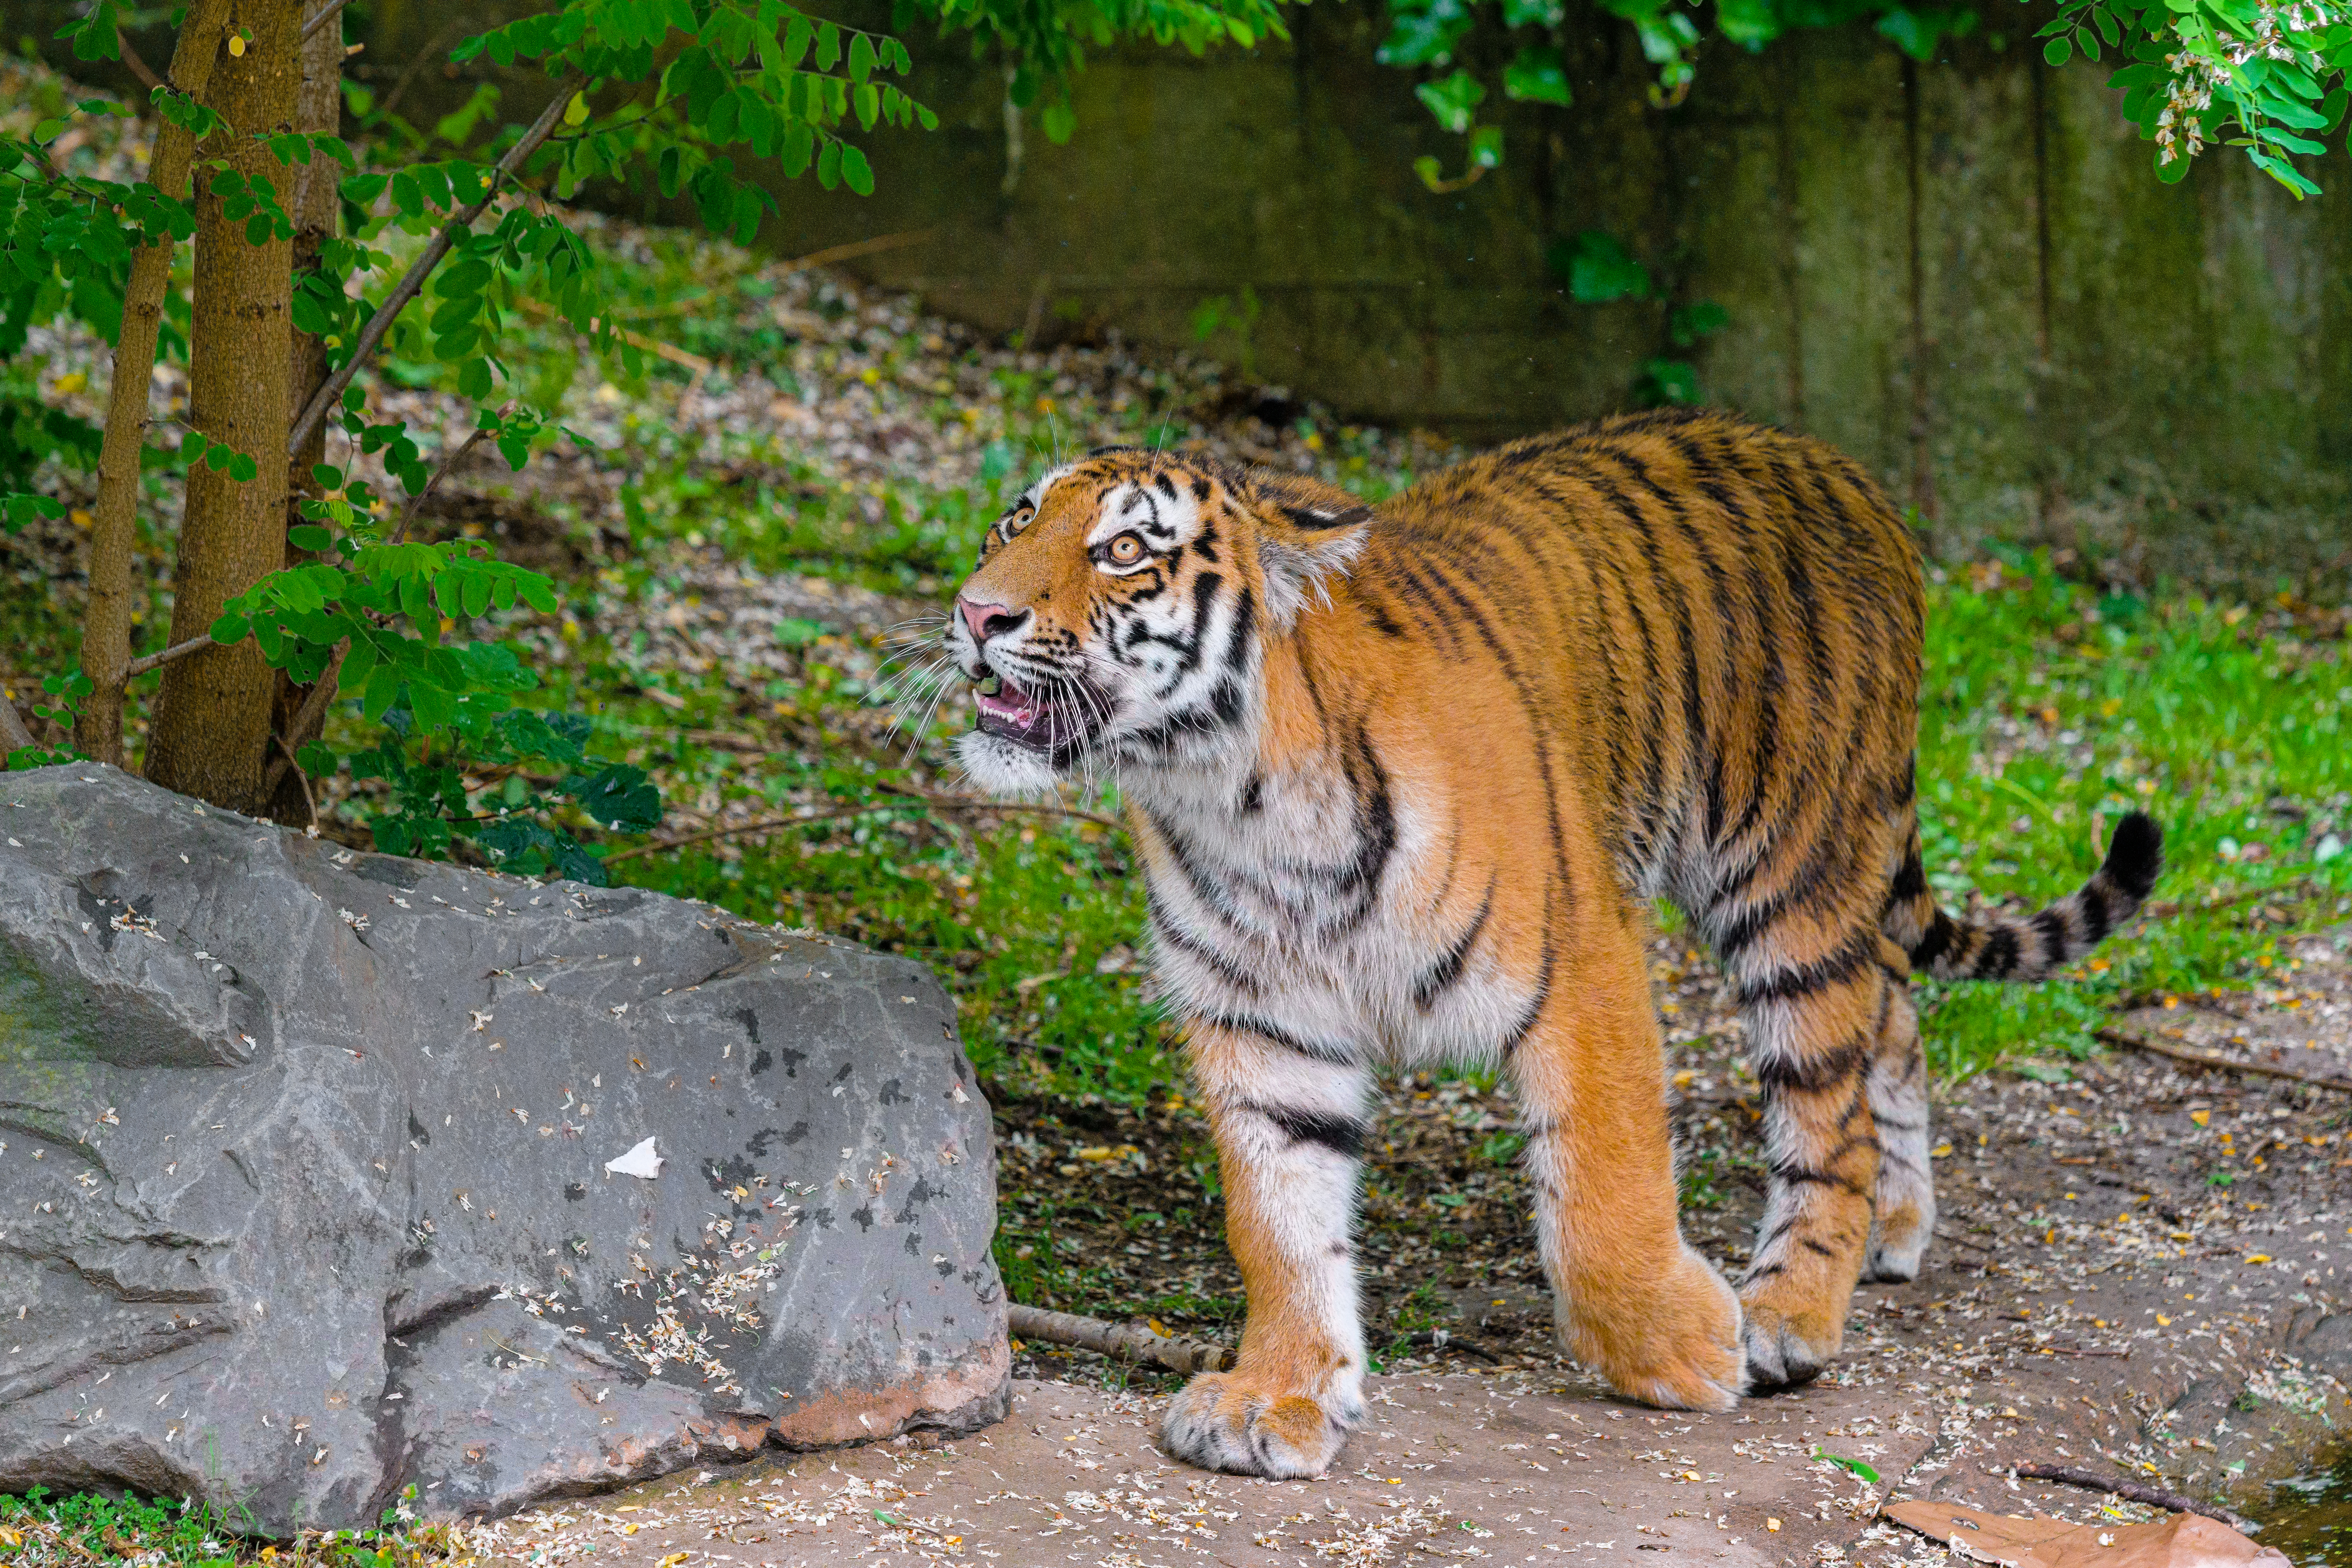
[1882,811,2163,983]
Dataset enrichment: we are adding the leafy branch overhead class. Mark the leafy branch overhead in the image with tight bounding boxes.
[1380,0,2352,195]
[3,0,1293,873]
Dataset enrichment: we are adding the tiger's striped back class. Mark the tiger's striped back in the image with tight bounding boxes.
[944,405,2160,1472]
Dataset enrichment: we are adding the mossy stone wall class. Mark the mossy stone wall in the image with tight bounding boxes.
[64,0,2352,578]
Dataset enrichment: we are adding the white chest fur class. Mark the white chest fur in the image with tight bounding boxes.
[1125,763,1536,1070]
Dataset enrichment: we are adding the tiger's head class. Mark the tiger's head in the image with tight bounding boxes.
[945,447,1371,792]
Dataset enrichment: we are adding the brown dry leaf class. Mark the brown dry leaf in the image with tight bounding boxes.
[1880,1501,2291,1567]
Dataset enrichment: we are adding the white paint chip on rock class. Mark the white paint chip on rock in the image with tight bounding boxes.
[605,1136,664,1178]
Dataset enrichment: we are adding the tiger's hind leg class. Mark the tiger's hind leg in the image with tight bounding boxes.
[1733,931,1904,1388]
[1862,977,1935,1282]
[1160,1022,1370,1479]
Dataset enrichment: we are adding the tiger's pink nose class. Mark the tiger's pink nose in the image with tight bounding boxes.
[958,598,1024,643]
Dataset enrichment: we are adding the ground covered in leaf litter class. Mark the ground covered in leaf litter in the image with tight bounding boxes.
[440,921,2352,1568]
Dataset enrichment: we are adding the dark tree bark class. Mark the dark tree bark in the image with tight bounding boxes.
[72,0,234,768]
[143,0,302,811]
[264,2,349,826]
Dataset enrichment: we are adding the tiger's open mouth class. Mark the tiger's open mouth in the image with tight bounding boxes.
[973,671,1099,754]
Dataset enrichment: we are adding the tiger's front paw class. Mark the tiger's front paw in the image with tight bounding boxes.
[1558,1245,1746,1414]
[1161,1371,1355,1479]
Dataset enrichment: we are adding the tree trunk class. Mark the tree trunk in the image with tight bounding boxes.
[142,0,302,813]
[72,0,234,768]
[264,5,348,827]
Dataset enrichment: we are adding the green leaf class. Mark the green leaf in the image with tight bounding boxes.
[817,139,842,190]
[2046,35,2073,65]
[1502,46,1572,105]
[289,524,334,552]
[210,613,252,645]
[1669,300,1730,345]
[1041,101,1076,143]
[339,636,378,692]
[228,452,259,484]
[1554,230,1652,304]
[841,144,874,196]
[569,763,663,831]
[1813,1448,1881,1485]
[1414,69,1486,134]
[849,32,877,84]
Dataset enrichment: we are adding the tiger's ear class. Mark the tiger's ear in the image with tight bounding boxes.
[1246,474,1373,629]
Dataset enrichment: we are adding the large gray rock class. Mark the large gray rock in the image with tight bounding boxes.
[0,766,1007,1530]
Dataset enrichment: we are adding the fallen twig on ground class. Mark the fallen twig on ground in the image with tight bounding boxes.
[874,780,1123,831]
[1400,1328,1503,1364]
[2142,877,2321,922]
[601,805,900,864]
[1007,1303,1233,1375]
[604,787,1123,864]
[2003,1462,2258,1533]
[2097,1026,2352,1094]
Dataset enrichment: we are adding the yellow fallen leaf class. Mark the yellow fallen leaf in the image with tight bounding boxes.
[229,32,246,53]
[2157,1315,2172,1326]
[622,1523,640,1535]
[53,372,86,395]
[2191,1109,2210,1126]
[1074,1146,1114,1161]
[658,1555,690,1568]
[1766,1518,1782,1532]
[2246,1254,2272,1265]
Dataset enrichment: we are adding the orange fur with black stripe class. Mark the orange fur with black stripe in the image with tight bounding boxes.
[943,408,2160,1478]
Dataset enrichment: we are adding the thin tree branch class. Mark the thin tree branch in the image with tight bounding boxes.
[1005,1304,1232,1375]
[74,0,235,768]
[773,229,937,278]
[2005,1463,2257,1533]
[114,27,166,91]
[2096,1026,2352,1094]
[270,731,318,823]
[125,634,215,678]
[261,639,348,799]
[286,74,586,458]
[300,0,350,41]
[391,416,504,545]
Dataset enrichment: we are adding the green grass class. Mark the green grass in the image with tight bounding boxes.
[0,1485,455,1567]
[1908,557,2352,1075]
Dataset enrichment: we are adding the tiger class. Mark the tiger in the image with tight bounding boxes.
[941,406,2161,1479]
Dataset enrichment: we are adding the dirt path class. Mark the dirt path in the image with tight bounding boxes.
[448,922,2352,1565]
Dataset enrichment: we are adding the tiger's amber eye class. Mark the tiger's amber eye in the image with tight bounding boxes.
[1108,533,1144,564]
